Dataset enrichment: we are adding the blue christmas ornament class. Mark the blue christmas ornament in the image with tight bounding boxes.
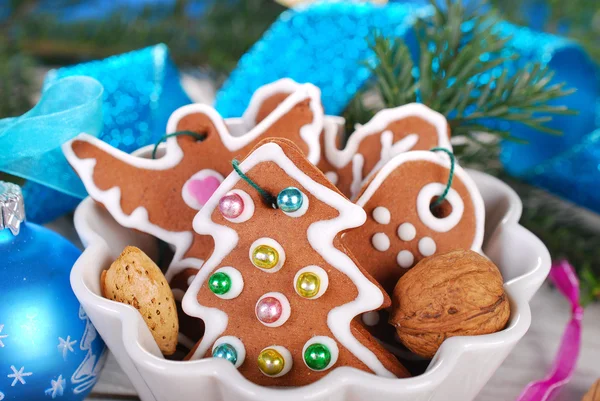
[277,187,304,213]
[0,182,107,400]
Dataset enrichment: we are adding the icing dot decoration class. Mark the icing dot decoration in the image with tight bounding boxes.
[208,272,231,295]
[258,346,292,377]
[419,237,437,256]
[212,336,246,368]
[212,343,237,365]
[304,343,331,371]
[250,238,286,273]
[372,206,391,224]
[397,223,416,241]
[362,311,380,326]
[371,232,390,252]
[397,250,414,268]
[255,292,291,327]
[219,192,244,219]
[302,336,339,371]
[294,266,329,299]
[277,187,304,212]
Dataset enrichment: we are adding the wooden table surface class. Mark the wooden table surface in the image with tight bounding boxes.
[85,281,600,401]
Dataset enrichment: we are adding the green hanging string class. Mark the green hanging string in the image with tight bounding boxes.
[429,147,455,210]
[151,130,206,159]
[231,159,278,208]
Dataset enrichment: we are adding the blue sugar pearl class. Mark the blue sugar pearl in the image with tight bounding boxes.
[213,343,238,365]
[277,187,304,212]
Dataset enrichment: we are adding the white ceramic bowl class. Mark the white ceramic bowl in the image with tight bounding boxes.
[71,168,550,401]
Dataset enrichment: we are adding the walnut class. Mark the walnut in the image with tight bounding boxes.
[390,249,510,358]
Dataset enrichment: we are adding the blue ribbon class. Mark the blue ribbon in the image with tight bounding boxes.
[215,2,600,213]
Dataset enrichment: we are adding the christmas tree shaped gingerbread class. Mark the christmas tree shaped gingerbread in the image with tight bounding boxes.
[63,80,324,284]
[182,138,409,386]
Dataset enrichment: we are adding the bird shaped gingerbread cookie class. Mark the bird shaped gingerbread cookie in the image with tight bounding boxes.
[342,150,485,294]
[63,81,324,284]
[183,138,409,386]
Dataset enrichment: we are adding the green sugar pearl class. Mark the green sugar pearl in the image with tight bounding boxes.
[208,272,232,295]
[304,343,331,371]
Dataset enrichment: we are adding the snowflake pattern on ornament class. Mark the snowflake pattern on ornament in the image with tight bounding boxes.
[0,324,7,348]
[7,365,32,387]
[44,375,66,399]
[58,336,77,360]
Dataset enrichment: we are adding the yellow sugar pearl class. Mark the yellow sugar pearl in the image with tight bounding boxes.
[252,245,279,269]
[257,348,285,376]
[296,272,320,298]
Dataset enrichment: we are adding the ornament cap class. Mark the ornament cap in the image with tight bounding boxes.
[0,181,25,235]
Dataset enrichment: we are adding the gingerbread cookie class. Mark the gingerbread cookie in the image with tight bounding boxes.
[342,150,485,294]
[317,104,452,199]
[63,81,324,284]
[182,138,409,386]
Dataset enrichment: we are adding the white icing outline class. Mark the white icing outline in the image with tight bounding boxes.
[210,266,243,300]
[397,250,415,269]
[355,150,485,256]
[418,237,437,257]
[255,292,291,328]
[323,104,452,198]
[350,153,365,198]
[258,346,293,378]
[417,183,464,232]
[184,142,395,377]
[397,222,417,242]
[282,191,309,218]
[221,189,254,224]
[372,206,391,225]
[362,311,380,327]
[213,336,246,368]
[64,79,323,281]
[302,336,339,371]
[182,170,224,210]
[371,233,390,252]
[249,238,286,273]
[293,265,329,299]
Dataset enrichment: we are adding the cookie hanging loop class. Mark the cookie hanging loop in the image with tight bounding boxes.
[152,130,206,159]
[231,159,278,209]
[429,147,455,210]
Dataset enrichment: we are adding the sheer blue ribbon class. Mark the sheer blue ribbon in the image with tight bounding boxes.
[0,76,103,197]
[215,1,600,213]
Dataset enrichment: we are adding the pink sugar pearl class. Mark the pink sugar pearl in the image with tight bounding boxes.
[219,192,244,219]
[255,297,282,324]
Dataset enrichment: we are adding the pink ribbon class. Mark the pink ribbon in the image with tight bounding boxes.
[516,260,584,401]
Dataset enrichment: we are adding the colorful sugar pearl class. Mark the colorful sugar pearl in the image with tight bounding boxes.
[208,271,232,295]
[212,343,238,365]
[258,348,285,376]
[251,245,279,269]
[219,192,244,219]
[255,296,283,324]
[304,343,331,371]
[296,272,320,298]
[277,187,304,213]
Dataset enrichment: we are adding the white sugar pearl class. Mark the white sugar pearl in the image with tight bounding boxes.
[372,207,391,224]
[371,233,390,252]
[397,223,416,241]
[325,171,339,185]
[418,237,437,257]
[187,274,197,287]
[396,250,414,268]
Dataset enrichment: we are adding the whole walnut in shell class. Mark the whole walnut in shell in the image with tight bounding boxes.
[390,249,510,358]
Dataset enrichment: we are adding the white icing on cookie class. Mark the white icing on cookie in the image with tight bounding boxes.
[302,336,339,371]
[350,153,365,198]
[259,346,293,377]
[417,183,464,232]
[371,233,390,252]
[362,311,380,327]
[418,237,437,256]
[294,265,329,299]
[249,237,286,273]
[184,142,395,378]
[282,191,309,218]
[187,274,197,287]
[211,266,244,300]
[182,169,224,210]
[354,150,485,256]
[213,336,246,368]
[372,206,391,224]
[397,250,414,268]
[397,223,416,241]
[325,171,339,185]
[222,189,255,223]
[255,292,291,328]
